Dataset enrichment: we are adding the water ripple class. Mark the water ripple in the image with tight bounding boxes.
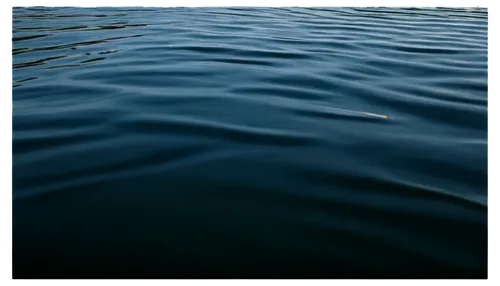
[13,7,487,279]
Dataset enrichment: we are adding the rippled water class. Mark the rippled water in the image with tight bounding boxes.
[12,7,488,278]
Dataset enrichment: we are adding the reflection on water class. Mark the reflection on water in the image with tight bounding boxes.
[13,7,487,278]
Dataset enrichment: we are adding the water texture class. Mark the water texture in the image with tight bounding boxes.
[12,7,488,278]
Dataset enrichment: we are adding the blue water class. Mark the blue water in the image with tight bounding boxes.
[12,7,488,278]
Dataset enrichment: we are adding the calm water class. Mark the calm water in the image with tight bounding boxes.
[12,7,488,278]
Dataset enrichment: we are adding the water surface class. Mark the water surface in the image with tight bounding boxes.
[13,7,488,278]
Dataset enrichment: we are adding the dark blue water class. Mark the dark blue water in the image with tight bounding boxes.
[12,7,488,278]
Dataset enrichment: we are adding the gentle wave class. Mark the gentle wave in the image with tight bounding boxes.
[13,7,487,278]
